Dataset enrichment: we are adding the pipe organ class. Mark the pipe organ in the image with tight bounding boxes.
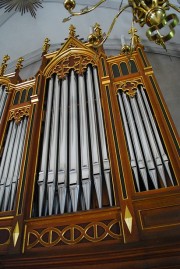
[0,26,179,269]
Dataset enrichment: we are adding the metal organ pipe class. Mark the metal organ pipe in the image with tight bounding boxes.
[118,86,174,192]
[140,87,173,185]
[78,74,91,210]
[117,93,140,191]
[122,92,149,190]
[93,67,112,206]
[58,77,68,214]
[86,66,102,208]
[136,89,167,187]
[38,77,54,216]
[9,117,27,210]
[0,85,7,121]
[36,66,113,217]
[130,95,158,189]
[69,70,79,212]
[3,121,22,211]
[0,118,27,212]
[47,76,60,215]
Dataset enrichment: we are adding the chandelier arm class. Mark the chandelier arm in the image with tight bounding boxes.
[168,2,180,12]
[68,0,107,16]
[93,4,131,47]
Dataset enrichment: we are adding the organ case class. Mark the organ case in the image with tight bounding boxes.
[0,26,179,268]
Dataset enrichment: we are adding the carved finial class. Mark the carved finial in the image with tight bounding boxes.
[42,38,50,54]
[69,24,76,37]
[0,55,10,76]
[128,23,141,47]
[93,23,102,39]
[16,57,24,71]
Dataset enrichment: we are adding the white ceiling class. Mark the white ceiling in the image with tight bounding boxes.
[0,0,179,66]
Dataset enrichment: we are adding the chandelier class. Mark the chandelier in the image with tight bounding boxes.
[63,0,180,49]
[0,0,43,18]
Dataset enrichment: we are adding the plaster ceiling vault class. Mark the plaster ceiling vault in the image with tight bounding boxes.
[0,0,179,62]
[0,0,179,131]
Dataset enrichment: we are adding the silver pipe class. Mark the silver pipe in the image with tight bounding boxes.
[141,87,174,185]
[38,77,54,216]
[130,96,158,189]
[9,117,27,210]
[118,93,140,191]
[58,77,68,214]
[78,74,91,210]
[0,86,7,121]
[47,75,60,215]
[122,92,149,190]
[86,66,102,208]
[93,67,112,205]
[69,70,79,212]
[137,89,167,187]
[0,121,17,209]
[3,120,23,211]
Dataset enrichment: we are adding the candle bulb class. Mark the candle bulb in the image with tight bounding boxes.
[121,34,126,47]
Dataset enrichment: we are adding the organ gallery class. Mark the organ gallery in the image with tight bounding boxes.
[0,25,179,268]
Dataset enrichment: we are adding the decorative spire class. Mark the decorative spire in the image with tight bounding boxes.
[128,23,141,48]
[16,57,24,71]
[93,23,103,39]
[69,24,76,37]
[42,38,50,54]
[0,55,10,76]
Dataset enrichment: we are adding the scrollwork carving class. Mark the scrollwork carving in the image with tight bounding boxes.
[117,79,142,97]
[8,106,31,124]
[52,54,96,79]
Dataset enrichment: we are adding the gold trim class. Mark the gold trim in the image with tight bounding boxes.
[0,216,14,220]
[101,78,111,85]
[124,206,133,233]
[26,219,121,248]
[13,221,20,247]
[105,84,128,201]
[30,95,39,104]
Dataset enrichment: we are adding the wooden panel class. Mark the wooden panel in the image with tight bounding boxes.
[139,204,180,229]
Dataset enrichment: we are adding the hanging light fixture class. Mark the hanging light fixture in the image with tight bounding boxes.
[63,0,180,49]
[0,0,43,18]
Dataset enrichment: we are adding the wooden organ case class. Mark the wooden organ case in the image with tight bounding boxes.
[0,26,179,269]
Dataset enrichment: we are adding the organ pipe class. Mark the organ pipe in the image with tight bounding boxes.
[58,77,68,214]
[122,92,149,190]
[36,66,113,216]
[86,66,102,208]
[78,74,91,210]
[38,78,54,216]
[69,70,79,212]
[0,117,27,211]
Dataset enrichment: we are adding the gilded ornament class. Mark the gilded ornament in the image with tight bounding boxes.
[117,79,142,97]
[0,55,10,76]
[16,57,24,71]
[8,106,31,124]
[42,38,50,54]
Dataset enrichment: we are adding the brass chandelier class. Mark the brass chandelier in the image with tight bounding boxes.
[63,0,180,49]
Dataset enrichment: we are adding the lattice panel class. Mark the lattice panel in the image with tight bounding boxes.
[27,219,121,249]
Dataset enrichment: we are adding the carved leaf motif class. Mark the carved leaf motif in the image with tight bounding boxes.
[52,55,96,79]
[8,106,30,124]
